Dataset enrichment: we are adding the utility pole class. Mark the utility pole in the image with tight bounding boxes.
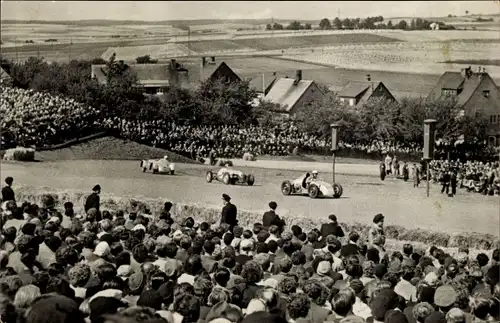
[187,26,191,57]
[14,38,19,63]
[68,36,72,63]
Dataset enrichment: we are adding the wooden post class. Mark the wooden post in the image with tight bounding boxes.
[423,119,437,198]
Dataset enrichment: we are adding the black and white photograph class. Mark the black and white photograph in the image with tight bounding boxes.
[0,1,499,322]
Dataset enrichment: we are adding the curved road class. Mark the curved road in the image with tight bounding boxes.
[1,160,498,236]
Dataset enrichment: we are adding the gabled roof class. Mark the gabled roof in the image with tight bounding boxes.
[427,71,496,108]
[438,72,465,90]
[337,81,378,98]
[0,67,13,85]
[263,77,315,112]
[246,72,278,94]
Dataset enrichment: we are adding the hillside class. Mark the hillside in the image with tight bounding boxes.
[34,136,199,163]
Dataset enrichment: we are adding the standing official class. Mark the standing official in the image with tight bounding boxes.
[84,184,101,213]
[1,177,15,202]
[220,194,238,230]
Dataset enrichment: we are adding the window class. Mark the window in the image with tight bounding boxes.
[349,99,355,106]
[483,90,490,98]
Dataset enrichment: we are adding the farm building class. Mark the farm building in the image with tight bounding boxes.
[262,70,324,115]
[91,57,241,94]
[427,67,500,147]
[247,72,279,96]
[337,78,396,107]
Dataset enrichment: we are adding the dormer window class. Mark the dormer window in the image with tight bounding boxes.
[483,90,490,98]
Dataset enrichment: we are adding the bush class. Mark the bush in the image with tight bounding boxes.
[2,147,35,161]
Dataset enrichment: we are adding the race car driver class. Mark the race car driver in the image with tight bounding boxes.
[304,170,319,188]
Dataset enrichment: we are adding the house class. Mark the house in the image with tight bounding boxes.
[427,67,500,147]
[91,57,242,94]
[247,72,278,96]
[337,77,396,107]
[91,60,186,95]
[262,70,324,114]
[0,66,13,86]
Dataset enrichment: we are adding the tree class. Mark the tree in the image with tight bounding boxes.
[410,19,416,30]
[135,55,158,64]
[266,24,272,30]
[272,22,284,30]
[333,17,342,29]
[342,18,354,29]
[387,20,393,29]
[304,23,312,30]
[465,10,469,15]
[396,20,408,30]
[286,21,303,30]
[319,18,332,30]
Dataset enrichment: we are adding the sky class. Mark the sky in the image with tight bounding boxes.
[1,1,499,21]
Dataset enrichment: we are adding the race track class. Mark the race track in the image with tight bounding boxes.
[1,160,499,236]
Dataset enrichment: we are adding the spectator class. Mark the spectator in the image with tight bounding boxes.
[221,194,237,230]
[84,185,101,213]
[1,177,15,202]
[320,214,345,239]
[262,201,285,233]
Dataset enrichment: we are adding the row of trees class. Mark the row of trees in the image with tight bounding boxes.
[265,21,312,31]
[0,55,489,147]
[293,87,488,147]
[317,16,454,31]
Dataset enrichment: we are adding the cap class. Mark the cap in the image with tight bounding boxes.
[268,201,277,209]
[373,213,384,223]
[222,194,231,202]
[328,214,337,222]
[92,184,101,192]
[434,285,458,308]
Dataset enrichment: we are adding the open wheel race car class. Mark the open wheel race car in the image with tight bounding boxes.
[281,172,343,198]
[140,156,175,175]
[206,167,255,186]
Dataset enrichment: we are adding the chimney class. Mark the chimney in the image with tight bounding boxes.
[366,74,371,82]
[211,56,215,62]
[201,57,206,67]
[294,70,302,85]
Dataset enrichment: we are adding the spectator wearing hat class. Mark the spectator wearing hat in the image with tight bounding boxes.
[320,214,345,239]
[262,201,285,233]
[84,184,101,213]
[2,176,15,202]
[434,285,458,314]
[220,194,237,230]
[368,213,385,248]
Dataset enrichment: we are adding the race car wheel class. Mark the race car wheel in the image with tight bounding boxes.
[206,171,213,183]
[308,184,319,198]
[152,168,158,174]
[140,161,144,168]
[142,167,146,173]
[281,180,292,195]
[247,175,255,186]
[223,173,231,185]
[333,183,343,198]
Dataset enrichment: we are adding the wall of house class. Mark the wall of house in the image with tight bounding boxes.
[289,83,324,114]
[370,84,395,102]
[463,76,500,143]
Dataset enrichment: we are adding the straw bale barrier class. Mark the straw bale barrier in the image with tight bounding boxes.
[14,186,499,251]
[2,147,36,162]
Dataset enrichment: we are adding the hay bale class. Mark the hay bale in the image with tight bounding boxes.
[242,152,256,161]
[2,147,35,161]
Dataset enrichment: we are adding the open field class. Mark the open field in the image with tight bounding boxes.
[2,160,499,249]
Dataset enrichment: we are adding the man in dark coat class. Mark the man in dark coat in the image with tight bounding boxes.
[262,201,285,233]
[220,194,238,229]
[84,184,101,213]
[440,171,451,195]
[320,214,344,239]
[1,177,15,202]
[402,162,409,182]
[450,170,458,197]
[380,162,386,181]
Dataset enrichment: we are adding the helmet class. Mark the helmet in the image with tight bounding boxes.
[163,155,169,160]
[312,170,318,175]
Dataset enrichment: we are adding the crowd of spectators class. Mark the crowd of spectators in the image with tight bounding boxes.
[0,178,499,323]
[1,85,428,161]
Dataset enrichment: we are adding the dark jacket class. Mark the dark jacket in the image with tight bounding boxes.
[221,202,238,226]
[262,211,285,230]
[1,186,15,202]
[320,223,345,239]
[84,193,100,213]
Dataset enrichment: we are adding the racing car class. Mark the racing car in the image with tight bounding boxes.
[206,166,255,186]
[140,156,175,175]
[281,172,343,198]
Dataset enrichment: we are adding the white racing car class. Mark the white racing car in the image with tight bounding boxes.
[281,172,343,198]
[140,156,175,175]
[206,166,255,186]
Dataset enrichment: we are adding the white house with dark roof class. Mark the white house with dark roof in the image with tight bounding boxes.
[262,70,324,114]
[337,77,396,107]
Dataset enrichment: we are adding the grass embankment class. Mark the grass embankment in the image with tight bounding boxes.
[31,136,199,164]
[14,186,499,253]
